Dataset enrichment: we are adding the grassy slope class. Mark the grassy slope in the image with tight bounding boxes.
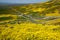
[0,0,59,24]
[0,0,60,40]
[0,23,60,40]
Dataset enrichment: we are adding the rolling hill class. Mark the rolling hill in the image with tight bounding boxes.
[0,0,60,25]
[0,0,60,40]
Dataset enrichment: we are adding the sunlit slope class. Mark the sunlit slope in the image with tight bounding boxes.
[0,0,60,40]
[0,23,60,40]
[0,0,60,24]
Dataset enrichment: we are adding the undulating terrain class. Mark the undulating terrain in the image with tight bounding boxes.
[0,0,60,40]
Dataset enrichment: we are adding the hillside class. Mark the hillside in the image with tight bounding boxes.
[0,0,60,25]
[0,0,60,40]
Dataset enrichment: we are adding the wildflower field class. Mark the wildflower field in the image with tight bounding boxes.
[0,0,60,40]
[0,23,60,40]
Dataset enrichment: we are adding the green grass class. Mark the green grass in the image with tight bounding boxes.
[0,16,13,21]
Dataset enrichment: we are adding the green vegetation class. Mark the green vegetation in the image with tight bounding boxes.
[0,16,13,21]
[0,0,60,40]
